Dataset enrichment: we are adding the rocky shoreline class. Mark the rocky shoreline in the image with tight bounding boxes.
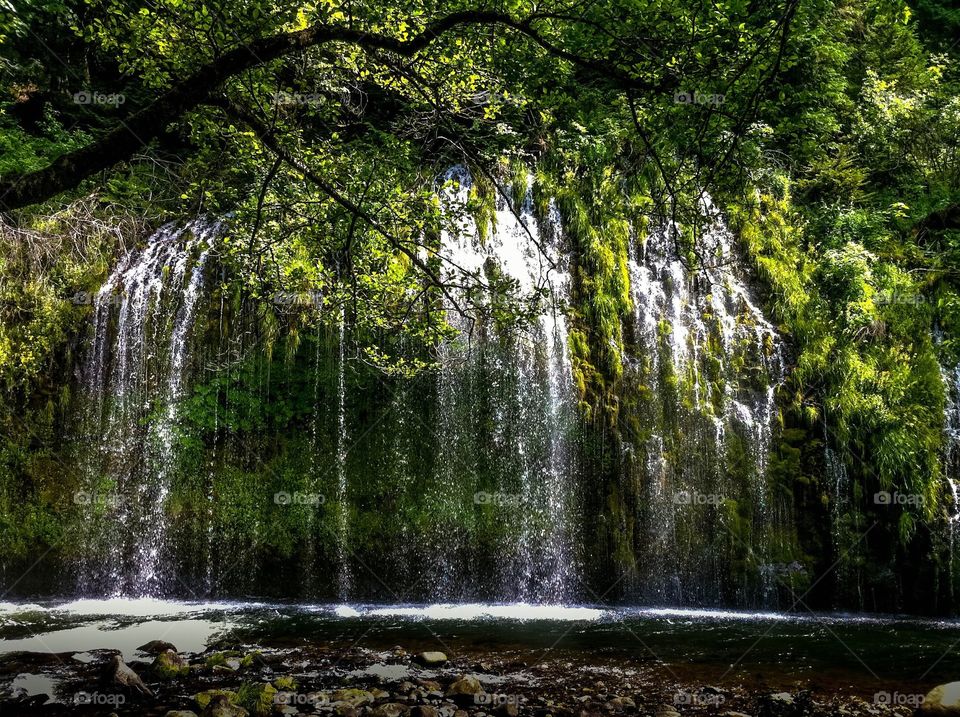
[2,637,956,717]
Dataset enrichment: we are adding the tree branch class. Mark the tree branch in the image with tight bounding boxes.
[0,10,668,211]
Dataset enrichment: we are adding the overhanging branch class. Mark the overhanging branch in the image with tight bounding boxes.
[0,10,669,211]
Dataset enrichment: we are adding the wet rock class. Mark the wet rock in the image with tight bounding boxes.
[153,648,190,679]
[333,688,377,707]
[757,692,810,717]
[447,676,485,707]
[196,691,239,711]
[920,684,960,716]
[412,706,439,717]
[653,705,680,717]
[419,680,443,692]
[723,712,753,717]
[496,703,519,717]
[371,688,391,700]
[372,702,412,717]
[418,652,448,666]
[107,654,153,695]
[236,682,277,716]
[274,676,298,691]
[164,711,199,717]
[202,694,250,717]
[605,698,635,713]
[334,701,359,717]
[139,640,178,655]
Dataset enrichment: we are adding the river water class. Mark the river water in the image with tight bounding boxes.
[1,599,957,703]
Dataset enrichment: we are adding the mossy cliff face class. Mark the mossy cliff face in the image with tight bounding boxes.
[0,162,957,614]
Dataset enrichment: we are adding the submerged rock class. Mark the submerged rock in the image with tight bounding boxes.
[920,684,960,716]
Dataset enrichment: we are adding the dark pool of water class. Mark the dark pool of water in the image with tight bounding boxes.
[1,600,957,696]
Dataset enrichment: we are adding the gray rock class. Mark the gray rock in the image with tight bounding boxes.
[108,655,153,696]
[139,640,178,654]
[447,676,485,707]
[333,701,359,717]
[418,652,448,666]
[921,684,960,716]
[372,703,411,717]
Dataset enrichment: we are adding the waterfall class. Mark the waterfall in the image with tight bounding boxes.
[436,166,579,603]
[75,220,217,596]
[628,195,787,603]
[943,361,960,583]
[335,310,353,601]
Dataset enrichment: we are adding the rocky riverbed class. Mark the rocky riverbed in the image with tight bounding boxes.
[0,636,953,717]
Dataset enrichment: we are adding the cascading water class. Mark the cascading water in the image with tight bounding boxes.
[61,172,790,607]
[942,361,960,580]
[335,311,353,601]
[434,166,579,603]
[626,195,788,604]
[74,220,217,596]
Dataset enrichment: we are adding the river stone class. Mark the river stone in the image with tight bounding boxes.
[164,712,199,717]
[372,703,411,717]
[333,689,376,707]
[418,651,448,666]
[139,639,177,654]
[153,648,190,679]
[419,680,443,692]
[921,684,960,716]
[412,706,439,717]
[196,691,239,709]
[334,701,359,717]
[201,695,249,717]
[447,676,484,697]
